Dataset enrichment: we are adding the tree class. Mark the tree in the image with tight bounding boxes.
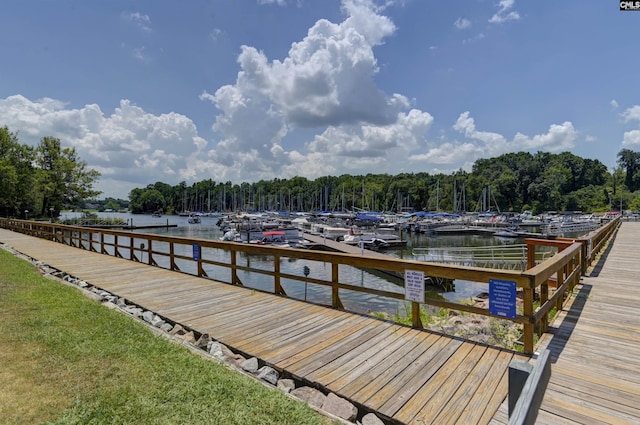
[0,126,36,217]
[35,136,101,217]
[617,149,640,192]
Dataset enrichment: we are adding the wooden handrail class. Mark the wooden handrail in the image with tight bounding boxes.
[0,216,620,354]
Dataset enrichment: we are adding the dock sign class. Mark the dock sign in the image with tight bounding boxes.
[405,270,425,302]
[489,279,517,319]
[192,243,201,261]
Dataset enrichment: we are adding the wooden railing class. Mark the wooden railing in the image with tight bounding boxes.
[0,216,620,355]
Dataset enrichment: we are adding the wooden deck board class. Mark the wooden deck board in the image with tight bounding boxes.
[530,221,640,424]
[3,222,640,424]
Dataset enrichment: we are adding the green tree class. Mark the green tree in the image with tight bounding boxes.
[35,136,101,217]
[0,126,36,217]
[617,149,640,192]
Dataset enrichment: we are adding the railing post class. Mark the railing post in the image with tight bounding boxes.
[169,242,178,270]
[523,285,534,355]
[539,279,548,334]
[332,263,343,309]
[231,249,238,285]
[411,302,423,328]
[274,255,282,295]
[555,269,565,312]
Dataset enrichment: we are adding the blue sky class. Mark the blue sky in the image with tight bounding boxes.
[1,0,638,199]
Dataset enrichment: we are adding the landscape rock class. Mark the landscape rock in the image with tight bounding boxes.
[160,323,173,332]
[169,324,186,335]
[208,342,228,361]
[322,392,357,422]
[257,366,279,385]
[291,386,326,409]
[276,378,295,393]
[361,413,385,425]
[142,311,155,323]
[241,357,259,374]
[178,331,196,344]
[195,333,210,349]
[150,315,165,328]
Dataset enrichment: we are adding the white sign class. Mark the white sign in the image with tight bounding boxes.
[405,270,425,302]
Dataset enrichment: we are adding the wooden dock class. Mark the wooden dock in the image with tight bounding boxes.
[491,221,640,424]
[2,222,640,424]
[0,228,525,424]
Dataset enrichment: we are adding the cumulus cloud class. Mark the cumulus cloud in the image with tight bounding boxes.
[199,0,430,181]
[0,95,207,196]
[452,111,576,155]
[610,99,619,109]
[622,105,640,123]
[622,130,640,148]
[489,0,520,24]
[1,1,585,198]
[621,105,640,148]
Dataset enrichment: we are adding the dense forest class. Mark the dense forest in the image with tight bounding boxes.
[128,150,640,215]
[3,123,640,217]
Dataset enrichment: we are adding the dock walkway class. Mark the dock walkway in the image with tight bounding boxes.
[491,221,640,424]
[0,228,524,425]
[2,222,640,424]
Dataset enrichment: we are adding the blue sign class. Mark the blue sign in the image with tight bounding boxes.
[489,279,517,319]
[192,243,201,261]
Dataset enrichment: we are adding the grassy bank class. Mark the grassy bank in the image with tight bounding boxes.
[0,248,333,425]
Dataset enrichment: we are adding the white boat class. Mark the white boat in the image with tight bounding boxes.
[188,213,201,224]
[493,229,519,238]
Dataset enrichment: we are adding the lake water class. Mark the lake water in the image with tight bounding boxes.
[61,212,534,316]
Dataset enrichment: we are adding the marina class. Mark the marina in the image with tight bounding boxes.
[0,216,633,424]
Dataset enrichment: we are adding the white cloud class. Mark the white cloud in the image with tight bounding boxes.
[512,122,577,152]
[453,111,507,152]
[0,95,207,197]
[621,106,640,148]
[258,0,288,5]
[454,18,471,30]
[622,105,640,123]
[0,2,586,198]
[123,12,152,33]
[622,130,640,147]
[462,33,485,45]
[198,0,428,181]
[610,99,619,109]
[210,28,223,41]
[452,111,577,155]
[489,0,520,24]
[132,46,149,61]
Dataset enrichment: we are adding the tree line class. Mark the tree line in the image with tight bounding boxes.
[3,123,639,217]
[129,150,640,215]
[0,126,100,219]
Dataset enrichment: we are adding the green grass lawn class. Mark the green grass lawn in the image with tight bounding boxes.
[0,247,334,425]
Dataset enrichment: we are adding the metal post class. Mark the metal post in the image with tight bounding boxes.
[303,265,310,301]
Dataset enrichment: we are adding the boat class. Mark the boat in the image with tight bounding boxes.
[341,228,407,249]
[187,213,201,224]
[493,229,519,238]
[152,210,162,218]
[220,229,240,242]
[250,231,290,247]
